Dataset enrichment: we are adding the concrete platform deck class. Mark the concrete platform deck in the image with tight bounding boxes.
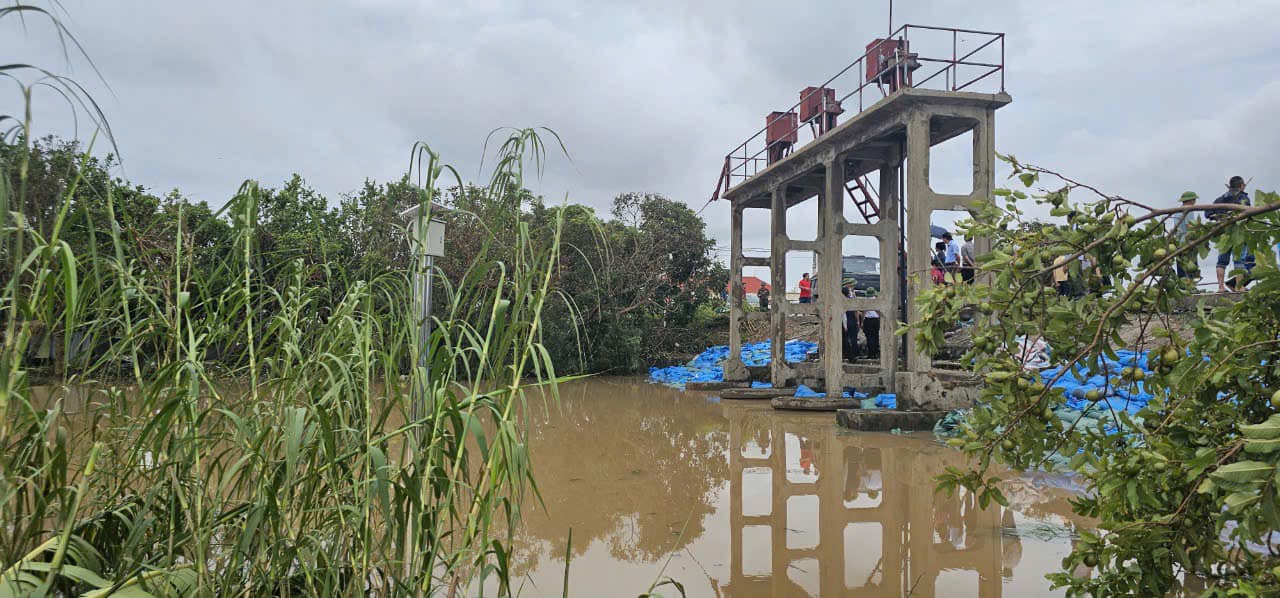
[723,88,1011,208]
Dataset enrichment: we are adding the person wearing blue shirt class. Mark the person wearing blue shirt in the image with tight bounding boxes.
[942,232,962,280]
[1208,176,1252,292]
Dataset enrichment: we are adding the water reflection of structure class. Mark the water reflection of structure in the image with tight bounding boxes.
[724,402,1012,597]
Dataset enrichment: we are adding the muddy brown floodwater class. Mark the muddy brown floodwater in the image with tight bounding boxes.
[507,377,1092,597]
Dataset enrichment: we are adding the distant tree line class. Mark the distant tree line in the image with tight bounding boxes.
[2,136,726,376]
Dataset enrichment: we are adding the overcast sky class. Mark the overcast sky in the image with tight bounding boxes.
[5,0,1278,290]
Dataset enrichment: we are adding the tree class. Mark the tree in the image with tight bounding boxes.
[917,156,1280,595]
[531,192,727,374]
[2,134,727,379]
[337,177,417,280]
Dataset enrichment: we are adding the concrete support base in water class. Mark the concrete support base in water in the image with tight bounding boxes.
[686,381,749,391]
[895,369,984,412]
[720,387,796,400]
[770,396,861,411]
[836,408,947,431]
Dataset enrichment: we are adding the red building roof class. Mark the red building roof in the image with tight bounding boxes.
[729,276,771,295]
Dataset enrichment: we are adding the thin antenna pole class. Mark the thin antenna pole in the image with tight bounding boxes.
[888,0,893,35]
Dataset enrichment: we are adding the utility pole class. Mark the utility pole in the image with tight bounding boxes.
[401,204,446,439]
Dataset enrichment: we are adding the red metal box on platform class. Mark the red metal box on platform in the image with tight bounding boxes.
[866,38,909,83]
[798,86,842,123]
[765,111,798,145]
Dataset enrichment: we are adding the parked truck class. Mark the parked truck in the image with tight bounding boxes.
[811,254,881,298]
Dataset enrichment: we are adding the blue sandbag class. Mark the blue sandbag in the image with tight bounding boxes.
[751,381,773,388]
[649,339,818,388]
[937,348,1167,446]
[875,394,897,409]
[793,384,851,399]
[795,384,823,398]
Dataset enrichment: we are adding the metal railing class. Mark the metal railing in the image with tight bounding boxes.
[711,24,1005,201]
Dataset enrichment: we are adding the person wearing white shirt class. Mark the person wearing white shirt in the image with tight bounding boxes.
[1173,191,1201,281]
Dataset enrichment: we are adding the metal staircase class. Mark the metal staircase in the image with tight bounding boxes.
[845,176,880,222]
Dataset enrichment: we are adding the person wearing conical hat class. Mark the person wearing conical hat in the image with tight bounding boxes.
[1173,191,1200,281]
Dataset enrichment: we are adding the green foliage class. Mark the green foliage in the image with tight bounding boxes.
[2,125,568,595]
[917,155,1280,595]
[4,137,725,382]
[440,190,727,375]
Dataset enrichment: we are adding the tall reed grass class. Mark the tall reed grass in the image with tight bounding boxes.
[1,7,566,595]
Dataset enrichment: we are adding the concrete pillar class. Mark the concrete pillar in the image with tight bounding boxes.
[820,155,846,393]
[726,202,749,381]
[904,110,935,376]
[769,185,790,387]
[971,110,996,278]
[877,147,902,392]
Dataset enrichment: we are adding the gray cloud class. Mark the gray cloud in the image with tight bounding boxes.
[3,0,1277,289]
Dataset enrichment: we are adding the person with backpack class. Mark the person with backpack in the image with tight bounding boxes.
[1208,176,1253,292]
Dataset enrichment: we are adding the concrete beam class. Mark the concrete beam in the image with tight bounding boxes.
[845,297,890,312]
[839,219,895,240]
[786,303,819,317]
[786,239,819,252]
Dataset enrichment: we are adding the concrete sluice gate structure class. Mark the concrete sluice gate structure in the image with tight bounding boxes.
[717,25,1011,419]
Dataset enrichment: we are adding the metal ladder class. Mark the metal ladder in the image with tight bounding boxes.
[845,176,880,223]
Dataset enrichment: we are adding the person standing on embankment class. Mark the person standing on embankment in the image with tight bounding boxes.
[798,272,812,304]
[1172,191,1201,281]
[1209,175,1253,293]
[942,232,962,280]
